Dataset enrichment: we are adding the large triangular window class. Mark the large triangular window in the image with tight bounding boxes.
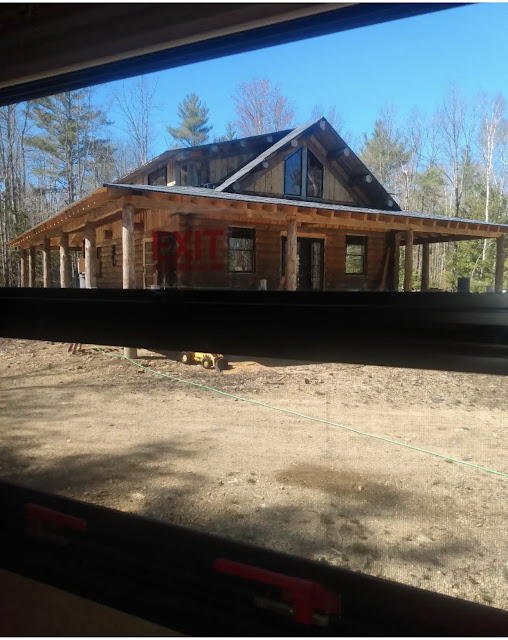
[284,148,302,196]
[283,147,323,199]
[306,150,323,199]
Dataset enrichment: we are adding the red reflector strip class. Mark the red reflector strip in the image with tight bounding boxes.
[25,503,87,537]
[214,557,340,625]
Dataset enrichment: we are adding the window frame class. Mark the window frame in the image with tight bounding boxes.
[345,235,367,276]
[283,148,303,197]
[179,159,209,187]
[111,244,117,267]
[147,165,167,186]
[227,227,256,274]
[306,149,324,199]
[283,145,324,200]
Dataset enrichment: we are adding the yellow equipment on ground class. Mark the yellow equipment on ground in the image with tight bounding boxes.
[180,351,228,372]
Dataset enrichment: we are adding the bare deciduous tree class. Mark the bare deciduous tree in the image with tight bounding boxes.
[0,103,30,285]
[310,104,344,133]
[112,76,158,166]
[233,77,295,136]
[435,87,477,217]
[476,92,505,261]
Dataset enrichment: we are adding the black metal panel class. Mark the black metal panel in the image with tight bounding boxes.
[2,288,508,375]
[0,4,466,106]
[0,480,506,636]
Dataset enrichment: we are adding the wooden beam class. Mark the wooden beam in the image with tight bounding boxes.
[20,248,28,287]
[379,247,391,291]
[404,229,414,292]
[421,242,430,292]
[84,222,97,288]
[392,231,400,292]
[62,201,124,232]
[327,147,351,160]
[59,231,71,288]
[240,146,303,192]
[28,246,36,287]
[286,218,298,291]
[42,236,52,288]
[495,234,505,293]
[307,137,360,204]
[122,204,137,359]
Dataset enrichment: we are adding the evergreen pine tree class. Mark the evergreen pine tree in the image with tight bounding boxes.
[214,121,237,143]
[167,93,212,147]
[27,89,114,206]
[360,119,411,192]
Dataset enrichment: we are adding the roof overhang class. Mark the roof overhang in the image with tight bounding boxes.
[9,184,508,249]
[0,4,464,107]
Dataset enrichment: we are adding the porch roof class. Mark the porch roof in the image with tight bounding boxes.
[8,182,508,249]
[107,183,508,229]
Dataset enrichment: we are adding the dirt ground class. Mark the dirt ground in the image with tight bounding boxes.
[1,337,507,611]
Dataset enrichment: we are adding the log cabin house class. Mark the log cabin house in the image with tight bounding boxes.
[8,117,508,293]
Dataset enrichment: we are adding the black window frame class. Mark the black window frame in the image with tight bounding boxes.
[306,149,324,199]
[111,244,117,267]
[283,148,303,197]
[179,160,210,187]
[284,146,325,200]
[147,165,167,186]
[345,235,367,275]
[228,227,256,273]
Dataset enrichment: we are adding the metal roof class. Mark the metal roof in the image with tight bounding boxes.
[104,183,508,231]
[215,117,402,212]
[117,129,292,183]
[216,118,324,192]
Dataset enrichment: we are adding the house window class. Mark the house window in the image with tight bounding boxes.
[180,160,209,186]
[228,228,255,273]
[96,247,102,277]
[345,236,367,275]
[284,148,302,196]
[148,166,167,186]
[111,245,117,267]
[284,147,324,199]
[307,150,323,199]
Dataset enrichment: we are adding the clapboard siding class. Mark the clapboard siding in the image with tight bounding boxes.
[209,153,256,184]
[250,161,355,205]
[250,162,284,196]
[323,170,355,203]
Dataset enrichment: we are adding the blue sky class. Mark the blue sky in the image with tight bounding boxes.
[97,3,508,156]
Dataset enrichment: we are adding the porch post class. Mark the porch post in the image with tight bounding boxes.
[286,217,297,291]
[122,204,137,359]
[391,231,400,291]
[28,246,36,287]
[20,248,28,287]
[421,242,430,292]
[84,222,97,288]
[404,229,414,292]
[59,231,71,288]
[495,234,505,293]
[42,236,52,287]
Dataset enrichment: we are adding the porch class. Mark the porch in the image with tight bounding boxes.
[8,184,508,294]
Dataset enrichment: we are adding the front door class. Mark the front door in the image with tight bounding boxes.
[153,231,177,288]
[281,237,324,290]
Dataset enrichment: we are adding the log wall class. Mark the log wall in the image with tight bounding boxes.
[94,211,389,291]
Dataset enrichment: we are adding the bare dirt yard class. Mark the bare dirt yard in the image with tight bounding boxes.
[1,337,507,610]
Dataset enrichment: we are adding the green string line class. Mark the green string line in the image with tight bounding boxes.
[93,346,508,480]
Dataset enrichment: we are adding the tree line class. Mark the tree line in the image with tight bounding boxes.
[0,76,507,290]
